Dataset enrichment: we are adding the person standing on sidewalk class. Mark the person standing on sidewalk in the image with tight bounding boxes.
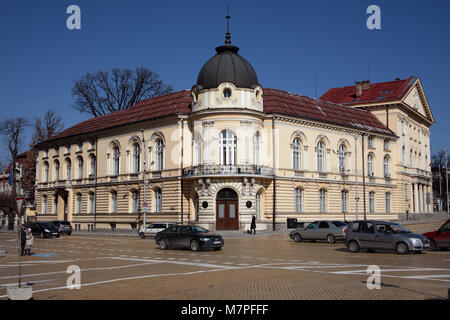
[251,215,256,235]
[20,226,26,256]
[25,228,33,256]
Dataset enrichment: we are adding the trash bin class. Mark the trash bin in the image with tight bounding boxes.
[287,218,298,229]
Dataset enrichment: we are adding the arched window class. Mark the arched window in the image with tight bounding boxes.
[292,138,302,171]
[42,195,48,214]
[133,143,141,173]
[54,160,60,181]
[369,192,375,213]
[77,156,83,180]
[89,155,96,176]
[155,138,164,171]
[316,141,325,172]
[253,133,260,166]
[110,191,117,213]
[65,159,71,181]
[44,161,49,183]
[367,154,374,176]
[219,130,237,166]
[113,146,120,175]
[383,156,390,177]
[341,190,348,213]
[131,190,139,213]
[76,193,82,214]
[295,188,303,213]
[154,189,162,213]
[319,189,326,213]
[338,145,346,173]
[385,192,391,213]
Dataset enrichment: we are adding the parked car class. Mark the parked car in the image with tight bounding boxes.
[345,220,430,254]
[423,219,450,251]
[27,222,60,238]
[139,222,178,239]
[289,221,348,244]
[155,225,224,251]
[50,220,73,235]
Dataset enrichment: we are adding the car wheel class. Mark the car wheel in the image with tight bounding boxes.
[214,247,222,251]
[68,232,72,236]
[327,234,336,244]
[429,240,438,251]
[396,242,409,254]
[414,251,422,254]
[293,233,302,242]
[190,240,200,252]
[159,238,168,250]
[139,232,145,239]
[348,240,360,253]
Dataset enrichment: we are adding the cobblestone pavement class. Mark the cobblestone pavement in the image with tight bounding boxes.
[0,221,448,300]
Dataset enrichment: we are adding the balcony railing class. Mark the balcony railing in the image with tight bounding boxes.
[183,164,274,177]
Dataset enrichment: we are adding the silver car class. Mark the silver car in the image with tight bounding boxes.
[289,221,348,244]
[345,220,430,254]
[139,222,178,239]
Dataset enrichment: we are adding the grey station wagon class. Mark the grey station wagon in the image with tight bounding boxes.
[345,220,430,254]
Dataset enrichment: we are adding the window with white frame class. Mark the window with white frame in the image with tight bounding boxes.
[155,138,164,171]
[113,146,120,175]
[292,138,302,171]
[383,156,390,177]
[133,143,141,173]
[369,192,375,213]
[295,188,303,213]
[385,192,391,213]
[316,141,325,172]
[110,191,117,213]
[219,130,236,166]
[341,190,348,213]
[367,154,374,176]
[338,144,346,173]
[319,189,326,213]
[154,189,162,213]
[76,193,82,214]
[253,133,260,166]
[131,190,139,213]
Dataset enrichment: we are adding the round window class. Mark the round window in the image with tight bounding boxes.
[223,88,232,99]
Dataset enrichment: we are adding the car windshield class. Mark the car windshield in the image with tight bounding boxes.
[331,221,346,227]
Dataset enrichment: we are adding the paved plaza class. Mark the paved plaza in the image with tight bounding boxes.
[0,220,448,300]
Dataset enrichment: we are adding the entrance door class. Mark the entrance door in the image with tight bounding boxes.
[216,188,239,230]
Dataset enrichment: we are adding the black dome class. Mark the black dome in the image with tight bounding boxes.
[196,44,259,90]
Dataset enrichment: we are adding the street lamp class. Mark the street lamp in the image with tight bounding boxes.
[438,147,449,216]
[140,129,147,229]
[353,135,359,221]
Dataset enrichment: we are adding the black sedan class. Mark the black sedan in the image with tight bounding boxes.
[155,225,224,251]
[27,222,60,238]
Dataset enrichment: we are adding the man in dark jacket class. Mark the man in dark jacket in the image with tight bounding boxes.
[250,215,256,235]
[20,226,26,256]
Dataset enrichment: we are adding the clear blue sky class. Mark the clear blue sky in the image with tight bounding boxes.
[1,0,449,158]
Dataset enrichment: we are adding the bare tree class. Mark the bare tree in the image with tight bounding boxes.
[0,117,30,229]
[71,66,173,117]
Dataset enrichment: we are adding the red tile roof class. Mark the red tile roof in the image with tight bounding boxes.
[44,90,192,143]
[320,77,416,106]
[42,87,394,145]
[5,150,34,174]
[264,89,394,136]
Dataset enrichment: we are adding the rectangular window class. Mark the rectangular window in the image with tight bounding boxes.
[53,196,58,214]
[385,193,391,213]
[295,188,303,213]
[218,203,225,218]
[319,190,326,213]
[229,203,236,218]
[341,191,348,213]
[76,194,82,214]
[111,193,117,213]
[369,192,375,213]
[368,137,374,148]
[89,193,95,214]
[43,196,47,214]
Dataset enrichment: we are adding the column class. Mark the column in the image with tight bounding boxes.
[414,183,419,213]
[419,184,424,213]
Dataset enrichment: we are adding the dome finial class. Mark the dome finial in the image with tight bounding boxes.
[225,5,231,45]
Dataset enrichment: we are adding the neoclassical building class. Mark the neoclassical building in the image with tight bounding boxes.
[33,28,434,231]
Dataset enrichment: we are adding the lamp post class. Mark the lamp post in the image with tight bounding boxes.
[438,147,449,215]
[140,129,147,230]
[354,135,359,221]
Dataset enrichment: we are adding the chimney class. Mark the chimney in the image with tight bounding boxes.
[395,77,400,81]
[355,82,362,97]
[361,80,371,90]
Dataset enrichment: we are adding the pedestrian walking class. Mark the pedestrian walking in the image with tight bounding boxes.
[25,228,33,256]
[250,215,256,235]
[20,226,26,256]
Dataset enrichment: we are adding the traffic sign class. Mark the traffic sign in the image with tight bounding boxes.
[15,197,25,217]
